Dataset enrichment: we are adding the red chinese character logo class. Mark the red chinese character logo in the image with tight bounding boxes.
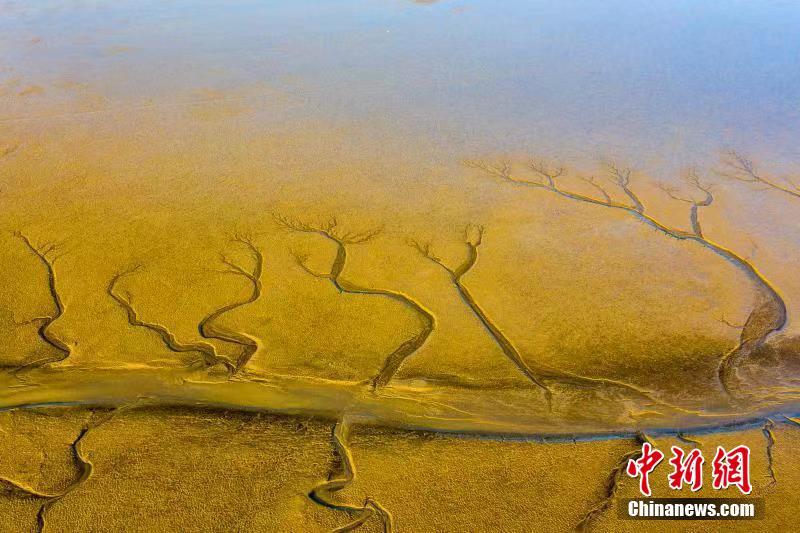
[626,442,664,496]
[711,445,752,494]
[668,446,704,491]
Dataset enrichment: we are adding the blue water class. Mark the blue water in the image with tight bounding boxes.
[2,0,799,168]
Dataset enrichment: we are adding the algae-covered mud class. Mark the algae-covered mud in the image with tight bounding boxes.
[2,1,800,531]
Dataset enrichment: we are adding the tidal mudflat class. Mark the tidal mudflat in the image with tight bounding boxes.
[2,1,800,531]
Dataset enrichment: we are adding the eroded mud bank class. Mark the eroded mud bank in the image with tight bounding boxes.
[2,405,799,532]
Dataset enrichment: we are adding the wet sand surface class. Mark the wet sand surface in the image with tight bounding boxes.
[1,408,799,531]
[2,0,800,530]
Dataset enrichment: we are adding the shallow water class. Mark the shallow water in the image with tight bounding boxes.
[3,0,800,162]
[2,0,800,428]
